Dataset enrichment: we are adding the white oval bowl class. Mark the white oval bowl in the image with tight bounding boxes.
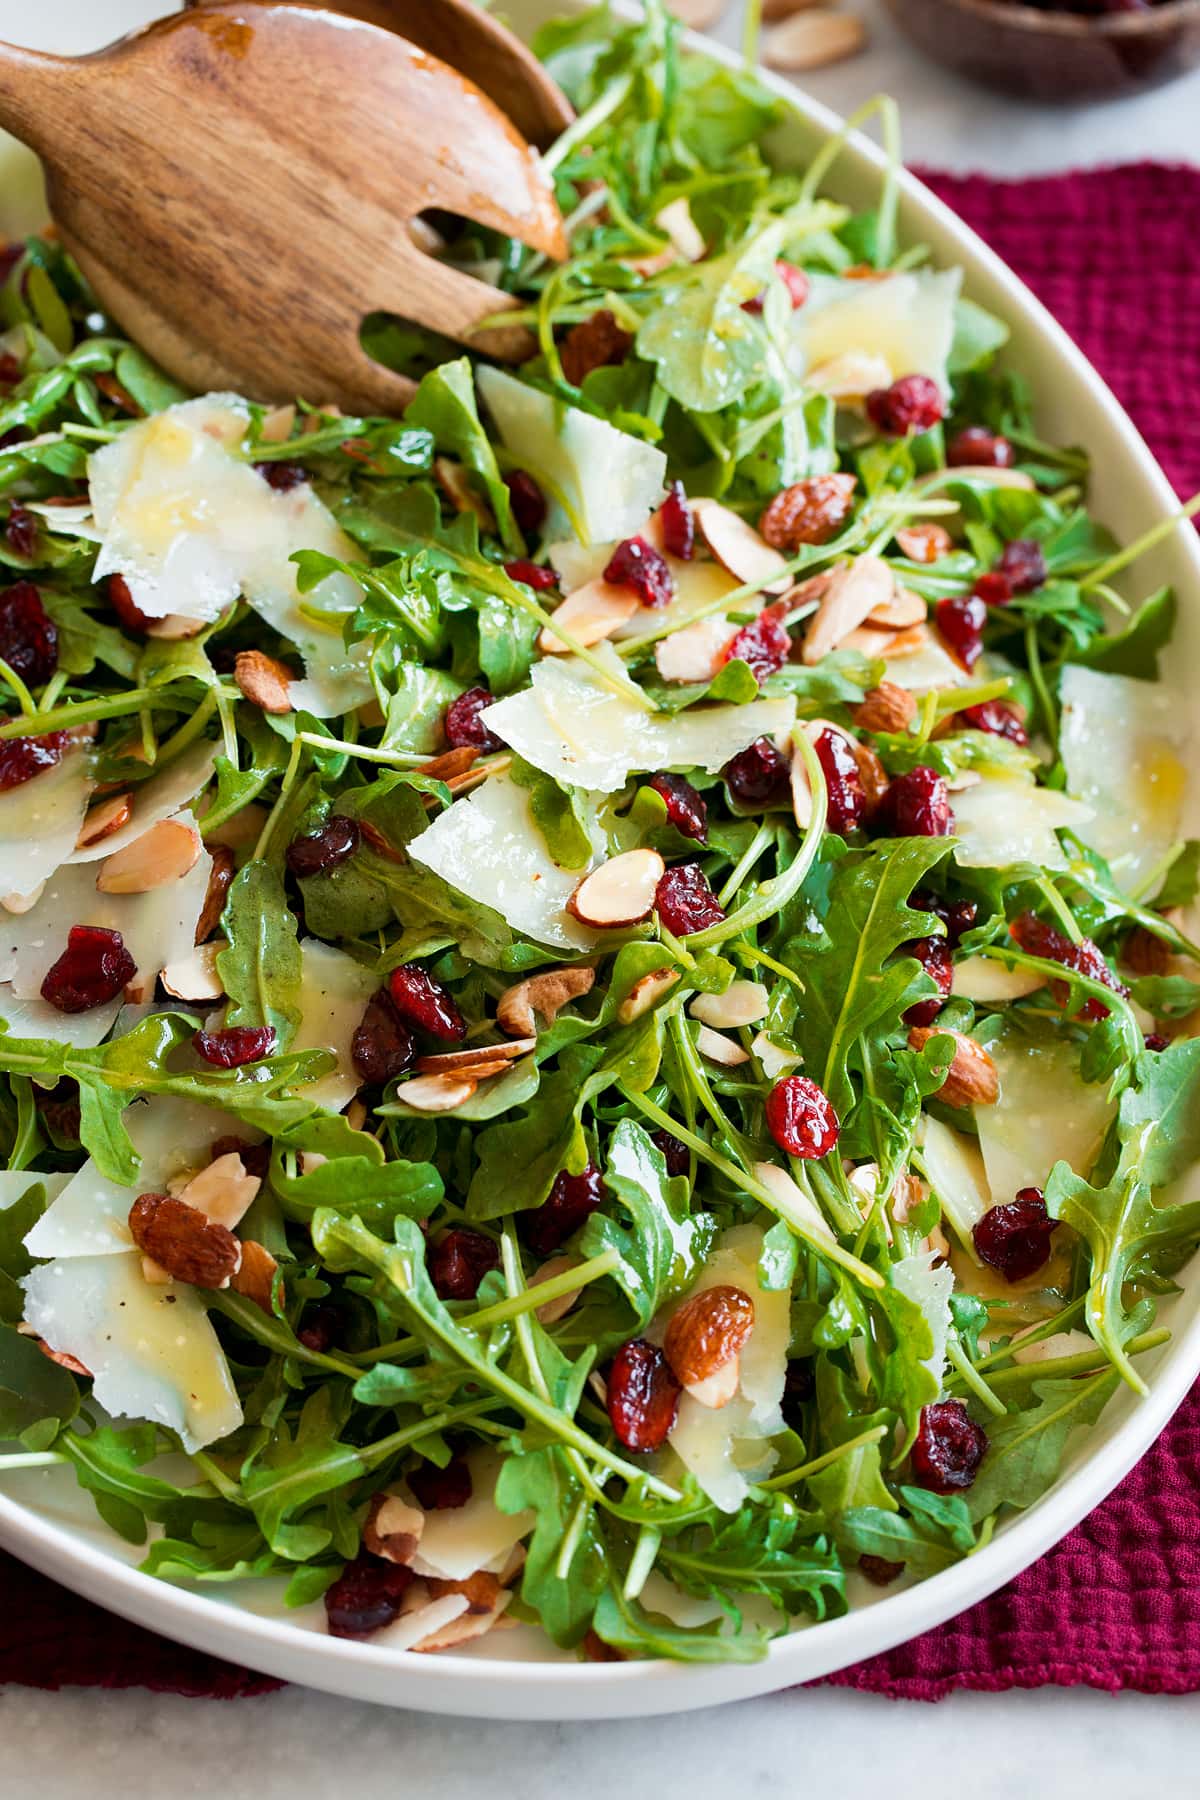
[2,0,1199,1721]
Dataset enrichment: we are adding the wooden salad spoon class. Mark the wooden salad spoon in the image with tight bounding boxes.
[186,0,574,149]
[0,3,569,414]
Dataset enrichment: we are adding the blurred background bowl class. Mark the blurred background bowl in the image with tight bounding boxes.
[882,0,1200,102]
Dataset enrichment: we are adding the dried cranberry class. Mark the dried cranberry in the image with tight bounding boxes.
[765,1075,840,1160]
[325,1552,414,1639]
[946,426,1014,469]
[503,558,559,592]
[210,1134,271,1179]
[388,965,466,1041]
[429,1227,500,1300]
[973,1186,1059,1283]
[996,538,1047,594]
[659,481,695,560]
[650,1128,691,1179]
[742,259,810,315]
[910,1400,988,1494]
[722,736,790,807]
[957,700,1028,746]
[813,728,866,834]
[408,1455,472,1511]
[0,730,68,791]
[559,309,633,387]
[655,862,725,937]
[936,593,988,669]
[884,766,954,838]
[443,685,502,753]
[297,1303,344,1353]
[107,572,152,634]
[523,1162,605,1257]
[723,602,791,684]
[285,814,361,879]
[504,469,547,536]
[866,375,944,437]
[781,1358,815,1431]
[0,580,57,686]
[603,535,674,608]
[859,1556,904,1587]
[606,1339,681,1452]
[193,1026,277,1067]
[0,350,20,387]
[254,460,309,491]
[351,989,416,1085]
[1009,912,1127,1021]
[903,933,953,1027]
[944,899,978,948]
[40,926,136,1014]
[1144,1032,1170,1053]
[647,771,707,842]
[972,571,1013,608]
[5,503,36,559]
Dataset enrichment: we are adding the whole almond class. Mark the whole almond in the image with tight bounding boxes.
[849,738,890,815]
[664,1283,755,1387]
[764,13,868,73]
[96,817,201,895]
[235,650,293,714]
[907,1027,1000,1108]
[852,682,919,735]
[127,1191,242,1288]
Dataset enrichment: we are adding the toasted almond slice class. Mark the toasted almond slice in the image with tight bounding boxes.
[866,588,927,631]
[654,195,707,260]
[764,11,868,72]
[417,745,480,783]
[690,981,769,1030]
[839,623,900,658]
[884,623,932,659]
[804,350,893,401]
[538,579,640,654]
[174,1152,261,1231]
[395,1073,479,1113]
[497,966,596,1037]
[691,498,792,595]
[568,848,665,930]
[434,456,494,532]
[784,570,833,612]
[618,965,679,1024]
[96,817,202,895]
[230,1239,280,1314]
[942,465,1036,490]
[2,882,44,914]
[194,843,235,944]
[695,1023,750,1067]
[654,614,738,684]
[531,1254,585,1325]
[414,1039,536,1077]
[751,1031,802,1079]
[896,523,953,564]
[411,1594,510,1654]
[259,404,297,444]
[667,0,727,29]
[161,939,226,1003]
[364,1493,425,1566]
[802,555,895,665]
[145,612,208,640]
[235,650,293,714]
[76,792,133,850]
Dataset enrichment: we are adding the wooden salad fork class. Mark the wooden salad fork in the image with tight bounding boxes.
[0,3,570,413]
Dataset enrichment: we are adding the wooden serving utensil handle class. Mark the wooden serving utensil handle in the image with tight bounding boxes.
[0,41,77,157]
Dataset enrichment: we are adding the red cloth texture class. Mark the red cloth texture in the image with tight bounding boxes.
[2,163,1199,1701]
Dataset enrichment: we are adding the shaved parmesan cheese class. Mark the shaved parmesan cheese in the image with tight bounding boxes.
[408,1451,534,1581]
[290,939,377,1112]
[890,1249,954,1383]
[791,269,962,399]
[68,741,216,865]
[0,1170,68,1210]
[950,774,1093,871]
[88,395,370,717]
[1059,664,1188,894]
[0,748,92,899]
[373,1592,471,1651]
[25,1097,246,1261]
[919,1115,991,1248]
[22,1252,242,1452]
[408,774,600,952]
[883,637,970,692]
[0,987,118,1049]
[481,651,795,794]
[477,367,666,546]
[976,1025,1115,1204]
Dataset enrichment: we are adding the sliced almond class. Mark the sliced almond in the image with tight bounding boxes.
[802,555,895,665]
[538,579,640,654]
[417,745,480,783]
[411,1594,510,1654]
[96,817,202,895]
[259,404,297,444]
[655,196,707,261]
[2,882,44,914]
[804,350,893,401]
[173,1151,260,1231]
[617,965,679,1024]
[941,465,1035,490]
[754,1159,836,1245]
[884,623,932,659]
[896,523,953,564]
[667,0,727,29]
[434,456,495,532]
[654,614,738,684]
[161,939,226,1003]
[496,966,596,1038]
[907,1026,999,1108]
[866,588,927,631]
[751,1031,802,1079]
[234,650,293,715]
[695,1023,750,1067]
[395,1072,479,1113]
[568,848,665,930]
[75,791,133,850]
[230,1240,280,1314]
[531,1254,584,1325]
[414,1038,536,1077]
[689,981,769,1030]
[145,612,208,641]
[839,623,901,658]
[763,11,868,72]
[691,498,792,596]
[194,843,235,944]
[363,1493,425,1567]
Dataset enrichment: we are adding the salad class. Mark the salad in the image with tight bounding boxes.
[0,1,1198,1667]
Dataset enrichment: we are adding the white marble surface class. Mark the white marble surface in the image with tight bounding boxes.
[1,0,1198,1788]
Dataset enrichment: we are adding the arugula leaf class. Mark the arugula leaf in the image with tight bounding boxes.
[578,1119,714,1329]
[241,1388,367,1561]
[217,861,304,1050]
[0,1321,79,1440]
[405,359,520,555]
[1066,587,1175,681]
[964,1372,1119,1522]
[495,1445,609,1646]
[591,1581,771,1663]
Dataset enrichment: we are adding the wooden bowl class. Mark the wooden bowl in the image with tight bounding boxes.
[882,0,1200,101]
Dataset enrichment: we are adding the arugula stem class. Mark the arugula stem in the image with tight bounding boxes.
[944,1336,1007,1418]
[0,686,173,739]
[761,1423,889,1491]
[0,1451,68,1471]
[688,738,827,949]
[623,1524,662,1600]
[1080,488,1200,591]
[972,1327,1168,1393]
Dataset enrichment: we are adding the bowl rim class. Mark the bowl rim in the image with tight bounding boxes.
[893,0,1200,39]
[3,0,1200,1722]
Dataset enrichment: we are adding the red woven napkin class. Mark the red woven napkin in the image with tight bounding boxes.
[3,163,1200,1702]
